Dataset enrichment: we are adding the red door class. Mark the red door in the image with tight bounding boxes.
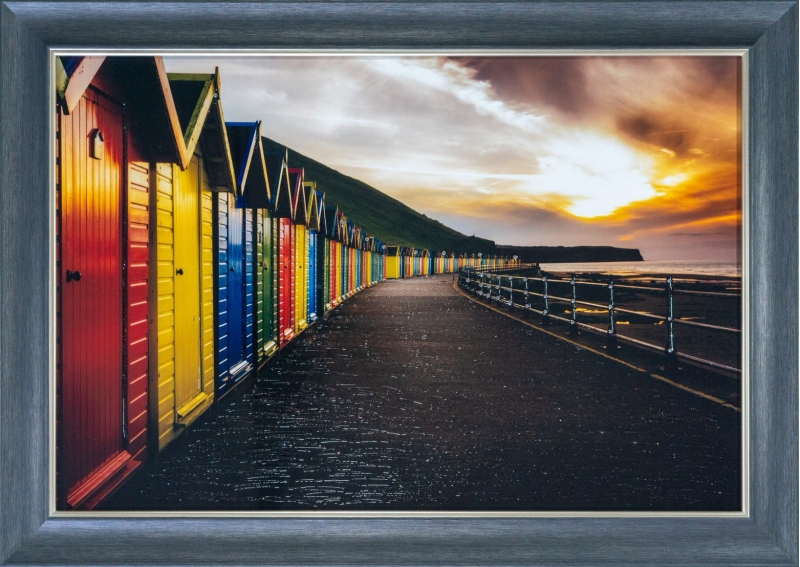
[278,218,295,346]
[59,88,128,507]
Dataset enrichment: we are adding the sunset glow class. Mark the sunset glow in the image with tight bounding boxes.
[165,56,742,261]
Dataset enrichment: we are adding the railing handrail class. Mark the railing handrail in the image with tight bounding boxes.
[457,268,741,374]
[462,267,741,298]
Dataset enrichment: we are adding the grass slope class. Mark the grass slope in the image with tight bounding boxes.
[264,137,643,263]
[262,137,497,252]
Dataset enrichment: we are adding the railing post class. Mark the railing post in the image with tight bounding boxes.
[569,274,578,336]
[508,275,514,310]
[664,275,678,368]
[607,278,617,349]
[541,276,550,326]
[523,277,530,317]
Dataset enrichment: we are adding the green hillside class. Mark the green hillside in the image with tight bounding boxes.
[262,137,497,253]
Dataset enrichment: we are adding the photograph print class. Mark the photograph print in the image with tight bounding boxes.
[55,54,742,512]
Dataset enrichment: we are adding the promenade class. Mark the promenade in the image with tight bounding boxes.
[103,274,741,511]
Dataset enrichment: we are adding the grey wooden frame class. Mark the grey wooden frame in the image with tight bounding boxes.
[0,1,796,565]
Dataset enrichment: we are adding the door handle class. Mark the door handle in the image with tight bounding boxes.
[176,268,184,275]
[66,269,81,283]
[230,267,235,272]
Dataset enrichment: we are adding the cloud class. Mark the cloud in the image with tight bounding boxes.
[163,55,741,262]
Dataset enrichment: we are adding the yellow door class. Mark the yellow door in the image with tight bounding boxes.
[173,158,203,418]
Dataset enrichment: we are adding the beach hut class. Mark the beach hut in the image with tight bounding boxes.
[214,122,268,398]
[56,56,187,508]
[338,214,348,300]
[386,246,401,279]
[289,168,308,334]
[255,147,289,366]
[304,182,320,324]
[145,69,235,452]
[315,193,330,315]
[364,235,373,286]
[378,243,387,282]
[266,150,296,348]
[347,221,358,296]
[324,205,339,309]
[354,227,363,291]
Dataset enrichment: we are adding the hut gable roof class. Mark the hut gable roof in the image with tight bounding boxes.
[315,192,327,235]
[225,122,270,207]
[288,168,307,226]
[337,213,348,243]
[57,57,106,114]
[168,68,236,193]
[263,145,293,218]
[167,70,219,158]
[57,56,188,169]
[197,70,236,193]
[346,220,357,247]
[324,206,339,239]
[304,182,321,231]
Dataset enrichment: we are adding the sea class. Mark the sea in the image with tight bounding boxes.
[538,259,741,278]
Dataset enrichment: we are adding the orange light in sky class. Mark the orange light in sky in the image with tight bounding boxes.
[165,55,742,261]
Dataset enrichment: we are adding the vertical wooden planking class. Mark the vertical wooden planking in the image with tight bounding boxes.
[126,160,150,461]
[328,239,336,308]
[214,192,230,392]
[278,217,296,347]
[289,220,296,336]
[242,204,256,364]
[243,202,254,369]
[59,88,126,506]
[150,162,176,450]
[307,231,316,322]
[294,224,307,332]
[173,159,202,415]
[270,215,279,349]
[200,166,215,397]
[255,210,265,359]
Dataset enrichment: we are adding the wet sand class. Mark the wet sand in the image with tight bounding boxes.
[102,274,741,512]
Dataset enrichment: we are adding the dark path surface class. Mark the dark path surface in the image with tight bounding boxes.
[103,275,741,511]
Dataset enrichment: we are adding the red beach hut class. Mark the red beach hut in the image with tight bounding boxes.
[56,56,186,509]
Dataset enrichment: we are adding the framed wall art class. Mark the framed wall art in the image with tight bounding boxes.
[0,1,796,565]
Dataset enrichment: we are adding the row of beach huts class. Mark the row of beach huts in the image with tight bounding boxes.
[55,56,514,509]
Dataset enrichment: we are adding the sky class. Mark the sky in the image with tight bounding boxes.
[165,56,742,262]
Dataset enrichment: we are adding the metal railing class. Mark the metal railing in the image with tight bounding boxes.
[458,267,741,375]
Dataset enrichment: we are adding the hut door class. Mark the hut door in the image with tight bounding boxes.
[60,89,126,504]
[328,241,336,304]
[278,218,293,344]
[295,225,307,329]
[227,203,245,369]
[173,157,202,416]
[256,210,275,356]
[307,232,316,320]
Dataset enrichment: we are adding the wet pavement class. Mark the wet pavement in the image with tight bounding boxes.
[102,274,741,512]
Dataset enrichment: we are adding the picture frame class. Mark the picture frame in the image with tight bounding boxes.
[0,1,796,564]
